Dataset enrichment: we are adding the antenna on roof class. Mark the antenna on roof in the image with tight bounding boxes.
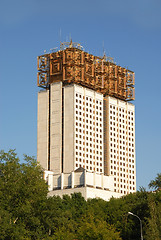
[59,28,62,44]
[69,39,73,48]
[103,41,106,56]
[69,33,72,41]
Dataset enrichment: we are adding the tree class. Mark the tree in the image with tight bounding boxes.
[0,149,48,239]
[77,212,122,240]
[1,150,161,240]
[145,193,160,240]
[148,173,161,190]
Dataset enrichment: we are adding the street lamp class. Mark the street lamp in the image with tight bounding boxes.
[128,212,143,240]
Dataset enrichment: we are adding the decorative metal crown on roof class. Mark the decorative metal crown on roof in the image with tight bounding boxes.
[37,42,135,101]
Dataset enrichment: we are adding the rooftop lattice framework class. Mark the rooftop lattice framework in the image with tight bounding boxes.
[37,42,135,101]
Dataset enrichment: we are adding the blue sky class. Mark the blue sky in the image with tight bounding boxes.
[0,0,161,190]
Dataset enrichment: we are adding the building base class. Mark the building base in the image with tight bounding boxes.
[48,186,123,201]
[44,168,123,201]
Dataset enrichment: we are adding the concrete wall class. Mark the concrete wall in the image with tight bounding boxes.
[63,85,74,173]
[37,90,49,170]
[48,187,87,199]
[44,169,114,192]
[85,187,122,201]
[50,82,62,173]
[48,186,122,201]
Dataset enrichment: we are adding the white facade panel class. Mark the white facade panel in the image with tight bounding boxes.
[63,85,75,173]
[37,90,49,170]
[50,82,62,173]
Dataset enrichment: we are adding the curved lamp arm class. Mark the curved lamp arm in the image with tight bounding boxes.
[128,212,143,240]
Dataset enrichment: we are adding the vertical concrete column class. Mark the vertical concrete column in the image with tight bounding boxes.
[101,174,104,189]
[93,172,96,188]
[37,90,49,170]
[64,86,74,173]
[61,173,64,190]
[50,82,62,173]
[48,173,53,191]
[71,171,74,188]
[84,170,86,187]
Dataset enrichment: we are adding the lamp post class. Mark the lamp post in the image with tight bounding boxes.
[128,212,143,240]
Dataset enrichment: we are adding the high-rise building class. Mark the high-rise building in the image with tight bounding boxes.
[37,41,136,200]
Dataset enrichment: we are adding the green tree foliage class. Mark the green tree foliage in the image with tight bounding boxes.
[77,212,121,240]
[1,150,161,240]
[145,191,161,240]
[0,150,122,239]
[148,173,161,190]
[0,149,48,239]
[102,190,150,240]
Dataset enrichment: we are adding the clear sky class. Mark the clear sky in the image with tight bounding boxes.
[0,0,161,190]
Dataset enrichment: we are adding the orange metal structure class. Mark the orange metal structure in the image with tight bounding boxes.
[37,42,135,101]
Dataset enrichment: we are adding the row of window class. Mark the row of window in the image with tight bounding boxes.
[76,93,102,104]
[76,148,103,154]
[114,179,135,184]
[110,122,134,129]
[75,120,103,128]
[76,133,103,140]
[76,126,102,133]
[110,133,134,139]
[110,146,134,151]
[110,137,135,142]
[76,109,102,117]
[110,105,134,114]
[110,116,134,124]
[76,141,102,145]
[114,183,135,187]
[111,170,135,175]
[75,163,103,172]
[76,133,103,141]
[114,186,135,192]
[114,176,135,181]
[110,141,134,146]
[111,160,135,164]
[110,111,134,119]
[110,127,134,133]
[75,152,103,159]
[110,153,135,158]
[111,165,135,170]
[76,158,103,165]
[76,100,102,109]
[76,140,103,147]
[76,114,102,122]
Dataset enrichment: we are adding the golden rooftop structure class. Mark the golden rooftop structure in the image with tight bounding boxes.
[37,41,135,101]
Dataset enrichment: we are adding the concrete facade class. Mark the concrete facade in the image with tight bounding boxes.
[63,85,75,173]
[63,84,104,174]
[37,83,136,201]
[50,82,62,173]
[37,90,49,170]
[104,96,136,194]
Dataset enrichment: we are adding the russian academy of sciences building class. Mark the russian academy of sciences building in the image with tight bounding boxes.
[37,41,136,201]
